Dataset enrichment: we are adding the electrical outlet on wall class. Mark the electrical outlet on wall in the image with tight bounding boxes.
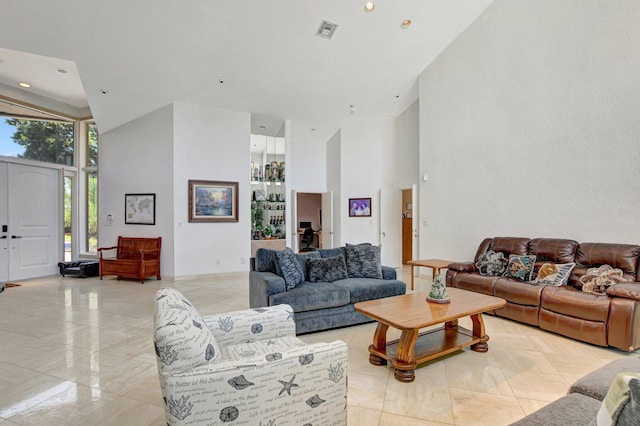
[216,259,221,265]
[240,257,246,264]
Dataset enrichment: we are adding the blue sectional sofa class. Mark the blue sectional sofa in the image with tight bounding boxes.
[249,245,407,334]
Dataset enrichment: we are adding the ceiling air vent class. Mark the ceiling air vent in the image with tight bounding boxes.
[316,20,338,39]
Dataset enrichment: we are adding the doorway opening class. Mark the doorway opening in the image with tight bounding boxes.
[296,193,322,252]
[402,188,413,264]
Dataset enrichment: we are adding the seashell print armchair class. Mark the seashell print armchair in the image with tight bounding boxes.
[153,288,348,426]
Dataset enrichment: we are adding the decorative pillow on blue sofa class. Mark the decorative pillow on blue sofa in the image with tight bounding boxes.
[503,255,537,281]
[345,243,383,279]
[307,255,349,283]
[274,248,305,290]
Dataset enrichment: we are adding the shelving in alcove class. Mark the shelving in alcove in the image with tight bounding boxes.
[250,134,286,240]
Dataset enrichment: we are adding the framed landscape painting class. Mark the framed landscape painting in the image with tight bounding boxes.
[348,197,372,217]
[188,180,238,222]
[125,193,156,225]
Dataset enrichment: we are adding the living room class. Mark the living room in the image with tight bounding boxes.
[1,0,640,425]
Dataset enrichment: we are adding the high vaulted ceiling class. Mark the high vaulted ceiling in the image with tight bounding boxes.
[0,0,493,141]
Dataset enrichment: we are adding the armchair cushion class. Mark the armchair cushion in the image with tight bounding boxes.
[203,304,296,347]
[154,288,220,375]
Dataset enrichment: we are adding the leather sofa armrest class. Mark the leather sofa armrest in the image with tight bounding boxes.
[448,262,477,273]
[606,283,640,301]
[382,266,397,280]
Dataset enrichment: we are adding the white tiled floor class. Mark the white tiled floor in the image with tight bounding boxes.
[0,267,634,425]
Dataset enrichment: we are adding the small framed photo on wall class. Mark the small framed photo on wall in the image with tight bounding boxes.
[348,197,371,217]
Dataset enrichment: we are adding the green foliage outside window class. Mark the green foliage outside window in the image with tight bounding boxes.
[6,118,74,165]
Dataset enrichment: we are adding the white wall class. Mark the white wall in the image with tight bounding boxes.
[396,100,420,190]
[326,130,341,248]
[99,104,175,276]
[338,117,399,248]
[173,102,251,276]
[419,0,640,261]
[289,122,326,193]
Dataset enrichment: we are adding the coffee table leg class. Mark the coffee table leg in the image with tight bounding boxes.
[410,265,415,290]
[394,329,419,383]
[470,313,490,352]
[369,322,388,366]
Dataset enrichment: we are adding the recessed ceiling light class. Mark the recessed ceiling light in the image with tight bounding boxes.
[395,94,400,99]
[311,128,316,131]
[18,82,31,88]
[401,19,412,29]
[259,125,266,130]
[56,68,68,74]
[364,1,375,12]
[100,89,109,95]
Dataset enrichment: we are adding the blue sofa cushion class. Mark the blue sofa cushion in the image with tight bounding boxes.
[317,246,347,259]
[258,248,320,281]
[269,282,350,312]
[334,278,406,303]
[307,255,348,283]
[274,248,305,290]
[255,248,278,273]
[345,243,383,279]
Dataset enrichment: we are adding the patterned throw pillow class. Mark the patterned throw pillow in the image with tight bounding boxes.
[345,243,383,279]
[154,288,220,374]
[593,372,640,425]
[274,248,305,290]
[580,264,627,295]
[306,255,349,283]
[535,262,576,286]
[503,255,537,281]
[476,250,508,276]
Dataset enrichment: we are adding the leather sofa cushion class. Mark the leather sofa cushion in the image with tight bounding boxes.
[453,273,498,296]
[449,262,477,273]
[494,278,544,306]
[491,237,530,257]
[606,283,640,301]
[270,282,350,312]
[541,286,610,322]
[576,243,640,277]
[530,238,578,264]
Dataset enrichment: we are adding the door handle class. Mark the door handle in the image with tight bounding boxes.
[11,235,22,239]
[0,236,6,239]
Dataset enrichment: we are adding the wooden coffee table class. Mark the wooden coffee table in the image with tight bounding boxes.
[354,288,506,383]
[407,259,452,290]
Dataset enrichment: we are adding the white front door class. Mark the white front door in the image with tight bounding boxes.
[0,163,8,282]
[3,162,61,281]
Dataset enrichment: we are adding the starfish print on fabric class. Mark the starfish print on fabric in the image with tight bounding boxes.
[285,309,294,321]
[278,374,299,396]
[265,339,276,346]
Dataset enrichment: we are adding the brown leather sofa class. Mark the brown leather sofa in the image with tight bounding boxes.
[446,237,640,352]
